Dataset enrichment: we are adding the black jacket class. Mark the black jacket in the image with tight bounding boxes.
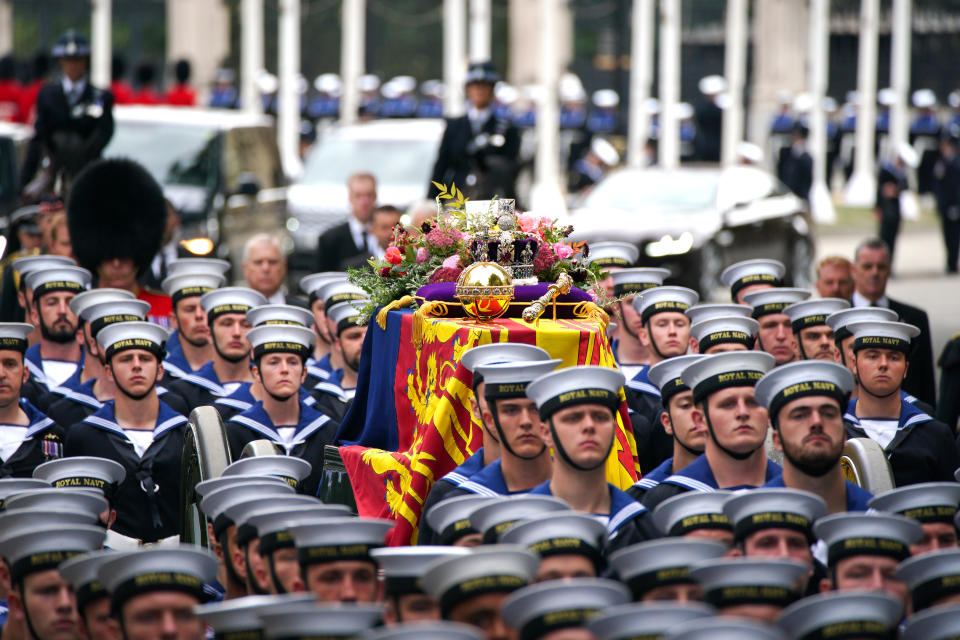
[0,402,65,478]
[428,113,520,200]
[939,335,960,431]
[21,78,114,188]
[316,222,370,273]
[888,298,936,408]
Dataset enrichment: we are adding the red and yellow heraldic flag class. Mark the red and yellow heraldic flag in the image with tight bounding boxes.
[338,311,640,545]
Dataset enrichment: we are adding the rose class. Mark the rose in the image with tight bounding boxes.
[552,242,574,260]
[442,254,461,269]
[517,213,539,233]
[385,246,403,265]
[416,248,428,263]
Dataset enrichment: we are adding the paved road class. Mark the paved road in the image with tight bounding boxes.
[815,221,959,388]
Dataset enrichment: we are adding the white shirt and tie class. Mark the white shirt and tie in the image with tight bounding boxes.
[61,77,86,105]
[348,215,383,259]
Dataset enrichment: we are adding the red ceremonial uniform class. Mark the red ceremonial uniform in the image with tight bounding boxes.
[111,81,135,105]
[0,79,22,121]
[165,84,196,106]
[137,287,172,329]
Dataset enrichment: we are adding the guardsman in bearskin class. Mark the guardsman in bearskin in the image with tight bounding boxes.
[224,323,339,496]
[19,30,114,201]
[0,323,66,478]
[63,321,188,543]
[163,287,266,414]
[66,158,172,327]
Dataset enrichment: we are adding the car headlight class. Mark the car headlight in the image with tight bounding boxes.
[645,232,694,257]
[180,237,215,256]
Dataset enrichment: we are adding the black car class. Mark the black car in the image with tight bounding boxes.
[567,165,815,296]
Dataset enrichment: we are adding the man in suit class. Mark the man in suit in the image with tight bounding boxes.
[19,30,114,199]
[242,234,289,304]
[316,172,378,272]
[427,61,520,201]
[777,123,813,202]
[851,237,936,408]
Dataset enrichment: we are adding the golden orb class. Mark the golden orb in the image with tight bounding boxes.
[455,261,514,322]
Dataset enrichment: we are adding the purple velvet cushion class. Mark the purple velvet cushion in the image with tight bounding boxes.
[417,282,593,305]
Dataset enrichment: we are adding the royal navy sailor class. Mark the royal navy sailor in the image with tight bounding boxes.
[869,482,960,555]
[159,259,228,379]
[500,579,630,640]
[743,288,810,366]
[719,258,786,305]
[782,297,850,361]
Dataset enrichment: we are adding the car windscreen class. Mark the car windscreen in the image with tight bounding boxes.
[103,120,217,188]
[299,136,436,187]
[583,170,718,212]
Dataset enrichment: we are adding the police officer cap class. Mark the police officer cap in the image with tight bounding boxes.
[652,489,734,536]
[58,550,118,611]
[326,300,368,335]
[869,482,960,525]
[609,267,670,297]
[754,361,854,420]
[476,359,561,401]
[460,343,551,380]
[201,287,268,320]
[592,89,620,108]
[97,321,167,361]
[783,298,851,333]
[200,481,295,538]
[777,591,902,640]
[166,257,231,277]
[667,617,788,640]
[0,524,105,584]
[847,320,921,354]
[33,456,126,495]
[260,603,384,640]
[897,549,960,611]
[424,494,498,545]
[231,496,327,547]
[647,355,706,406]
[69,288,136,320]
[682,351,775,405]
[720,259,786,300]
[4,487,107,518]
[97,545,218,610]
[364,622,484,640]
[52,30,90,58]
[688,557,807,610]
[723,488,826,543]
[195,594,316,635]
[246,304,314,328]
[743,288,812,318]
[586,242,640,269]
[194,474,291,498]
[314,280,367,311]
[500,512,607,568]
[81,300,150,338]
[369,546,471,595]
[465,61,499,85]
[698,74,727,95]
[902,603,960,640]
[25,266,91,300]
[912,88,937,109]
[586,602,715,640]
[0,323,34,354]
[633,286,699,323]
[812,512,921,566]
[609,538,727,599]
[469,495,570,544]
[685,303,752,325]
[291,517,392,565]
[246,324,315,360]
[690,316,759,353]
[299,272,348,302]
[501,578,630,640]
[526,365,625,420]
[420,545,539,616]
[0,478,51,508]
[824,307,898,342]
[223,455,312,487]
[161,272,226,303]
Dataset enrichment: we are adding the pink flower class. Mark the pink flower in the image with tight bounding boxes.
[429,267,463,284]
[442,254,461,269]
[533,245,557,272]
[426,225,465,249]
[385,246,403,265]
[416,247,429,263]
[552,242,574,260]
[517,213,539,233]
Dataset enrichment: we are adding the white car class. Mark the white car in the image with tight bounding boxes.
[287,118,444,257]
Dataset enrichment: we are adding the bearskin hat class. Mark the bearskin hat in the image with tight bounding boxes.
[67,158,166,275]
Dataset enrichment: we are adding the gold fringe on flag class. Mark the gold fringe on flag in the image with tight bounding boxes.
[375,295,417,330]
[573,301,610,328]
[413,300,450,349]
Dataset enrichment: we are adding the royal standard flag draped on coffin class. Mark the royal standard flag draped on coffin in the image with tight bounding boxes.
[336,308,641,545]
